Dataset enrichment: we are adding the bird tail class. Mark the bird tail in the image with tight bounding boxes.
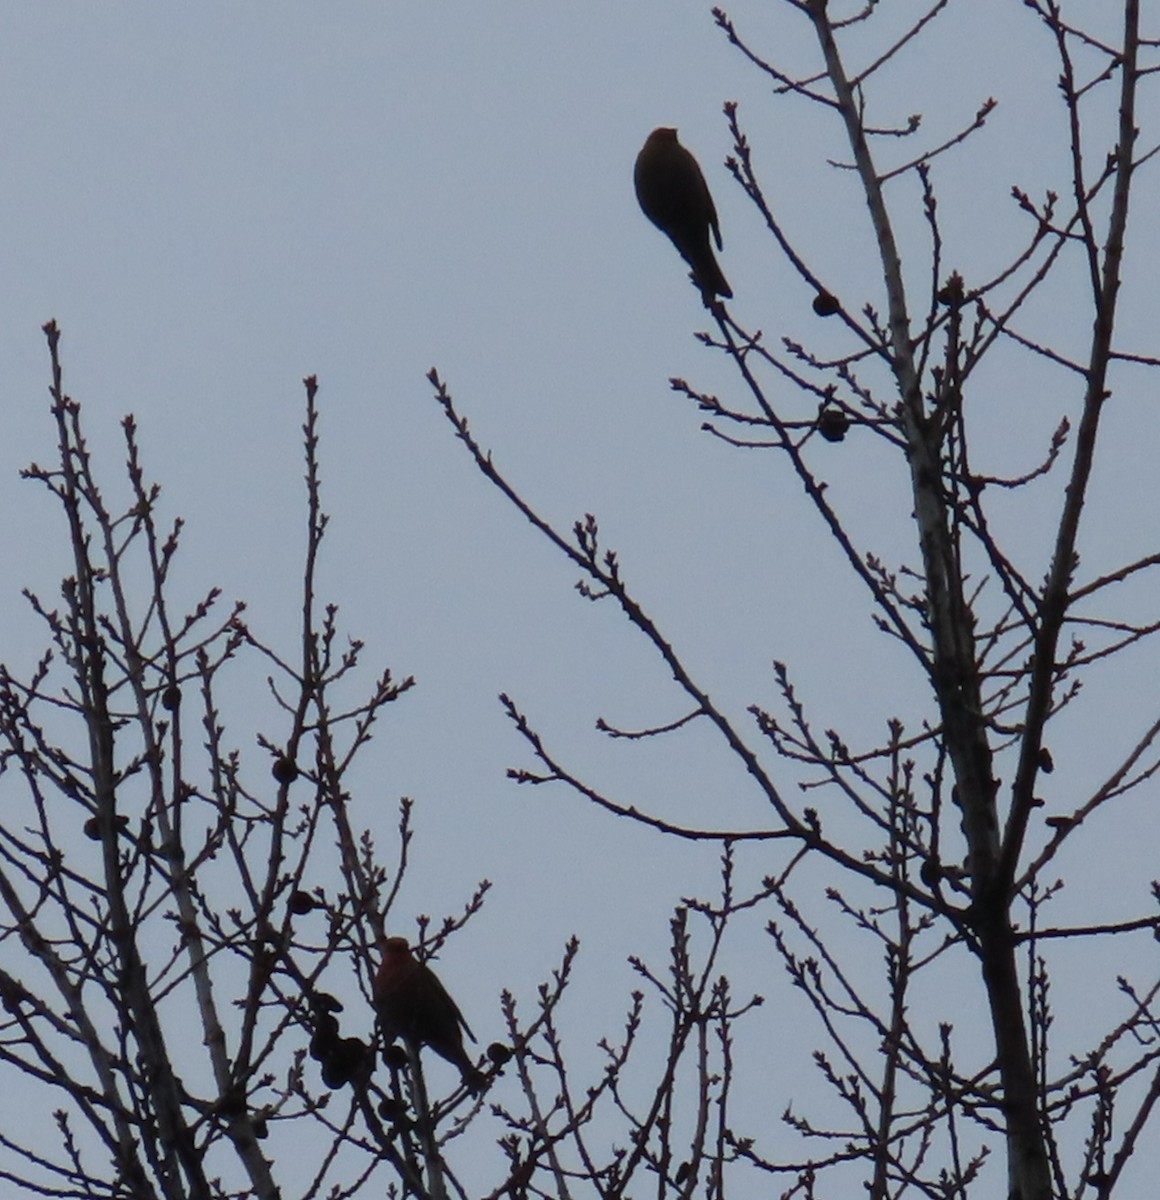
[694,251,732,299]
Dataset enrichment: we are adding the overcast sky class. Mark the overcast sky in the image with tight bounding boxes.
[0,2,1156,1193]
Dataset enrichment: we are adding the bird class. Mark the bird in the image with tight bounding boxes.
[634,127,732,300]
[373,936,485,1091]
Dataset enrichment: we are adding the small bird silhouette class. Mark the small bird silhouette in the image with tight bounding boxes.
[634,127,732,300]
[373,936,485,1091]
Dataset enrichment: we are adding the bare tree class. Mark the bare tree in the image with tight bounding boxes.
[423,2,1160,1198]
[0,329,521,1199]
[0,326,730,1200]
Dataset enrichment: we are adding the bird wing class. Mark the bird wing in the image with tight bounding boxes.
[418,963,477,1044]
[441,985,476,1043]
[697,170,723,251]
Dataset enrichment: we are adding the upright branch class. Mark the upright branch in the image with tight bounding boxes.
[1003,0,1141,879]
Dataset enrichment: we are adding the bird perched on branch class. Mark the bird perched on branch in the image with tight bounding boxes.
[373,936,485,1091]
[634,127,732,300]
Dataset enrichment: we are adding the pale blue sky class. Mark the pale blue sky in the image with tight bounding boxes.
[0,3,1156,1192]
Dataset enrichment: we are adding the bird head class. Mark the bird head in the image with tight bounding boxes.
[374,936,419,1001]
[380,936,414,964]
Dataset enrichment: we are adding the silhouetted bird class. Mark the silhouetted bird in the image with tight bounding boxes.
[373,936,485,1091]
[634,127,732,299]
